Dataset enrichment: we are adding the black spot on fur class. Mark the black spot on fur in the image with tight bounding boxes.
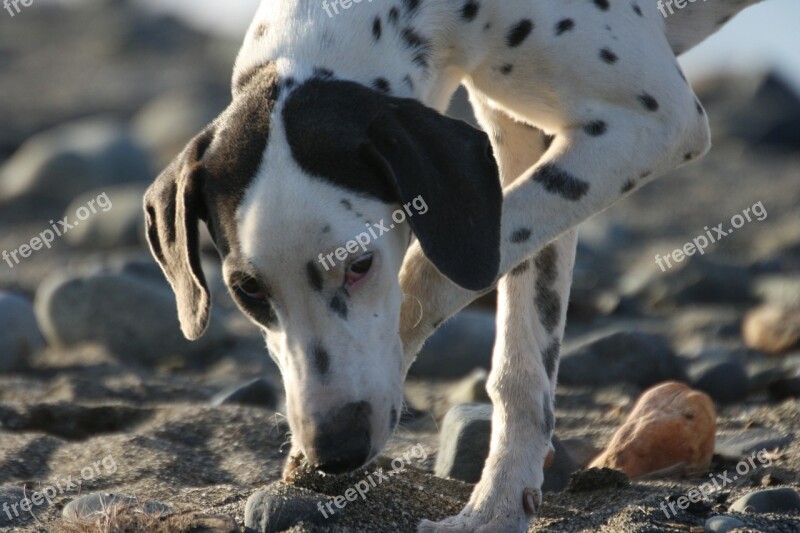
[312,342,330,375]
[600,48,618,64]
[532,164,590,201]
[373,17,382,40]
[510,260,531,277]
[632,3,643,16]
[638,93,659,111]
[313,67,334,79]
[555,18,574,35]
[373,77,392,94]
[511,228,532,243]
[684,152,693,161]
[534,244,561,334]
[594,0,610,10]
[542,339,561,380]
[401,27,432,70]
[500,63,514,75]
[306,261,324,292]
[341,199,353,210]
[404,75,415,91]
[330,292,348,320]
[535,244,558,285]
[254,22,268,39]
[403,0,421,14]
[621,179,636,193]
[388,7,400,24]
[507,19,534,48]
[389,408,398,429]
[322,225,331,233]
[584,120,607,136]
[461,0,480,21]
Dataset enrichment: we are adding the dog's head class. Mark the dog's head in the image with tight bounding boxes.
[144,63,501,474]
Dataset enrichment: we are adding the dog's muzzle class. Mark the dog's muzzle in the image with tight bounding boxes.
[304,400,372,474]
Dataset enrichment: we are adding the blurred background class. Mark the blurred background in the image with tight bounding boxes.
[0,1,798,531]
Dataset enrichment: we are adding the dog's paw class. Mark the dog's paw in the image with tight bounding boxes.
[417,488,540,533]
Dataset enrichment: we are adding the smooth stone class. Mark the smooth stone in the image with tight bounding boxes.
[728,487,800,514]
[716,429,793,462]
[244,487,332,533]
[0,118,152,206]
[768,376,800,401]
[63,493,170,520]
[589,382,716,478]
[0,486,30,526]
[211,378,278,409]
[411,309,495,378]
[0,292,45,372]
[743,305,800,355]
[448,368,490,404]
[689,359,749,404]
[63,184,148,249]
[35,271,228,365]
[704,515,746,533]
[560,330,684,388]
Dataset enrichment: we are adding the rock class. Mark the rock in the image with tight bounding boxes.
[768,376,800,401]
[728,487,800,514]
[0,486,30,526]
[589,382,716,478]
[689,359,749,404]
[0,118,152,208]
[0,292,45,372]
[132,89,224,169]
[35,271,229,365]
[244,487,332,533]
[566,468,629,493]
[63,492,170,520]
[63,184,148,249]
[410,309,495,378]
[448,369,490,405]
[434,403,492,484]
[742,305,800,355]
[716,428,793,462]
[434,403,575,492]
[211,378,278,409]
[559,330,685,388]
[704,515,746,533]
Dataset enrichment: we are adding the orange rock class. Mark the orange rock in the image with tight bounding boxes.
[589,381,716,479]
[743,305,800,355]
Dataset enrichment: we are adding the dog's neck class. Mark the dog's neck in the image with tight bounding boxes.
[232,0,494,112]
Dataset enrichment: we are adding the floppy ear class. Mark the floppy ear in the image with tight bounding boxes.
[143,130,213,340]
[363,98,502,291]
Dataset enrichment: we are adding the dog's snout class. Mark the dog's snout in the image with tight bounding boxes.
[306,401,372,474]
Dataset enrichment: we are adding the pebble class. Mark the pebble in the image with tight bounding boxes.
[559,330,685,388]
[0,118,152,207]
[244,487,332,533]
[211,378,278,409]
[0,486,32,526]
[410,309,495,378]
[34,271,229,366]
[743,305,800,355]
[63,492,170,520]
[63,184,148,249]
[715,428,793,462]
[689,359,749,404]
[0,292,45,372]
[589,382,716,478]
[768,376,800,401]
[728,487,800,514]
[704,515,746,533]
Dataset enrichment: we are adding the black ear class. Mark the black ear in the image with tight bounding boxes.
[143,130,213,340]
[364,98,502,291]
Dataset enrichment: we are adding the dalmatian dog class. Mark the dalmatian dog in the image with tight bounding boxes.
[144,0,766,531]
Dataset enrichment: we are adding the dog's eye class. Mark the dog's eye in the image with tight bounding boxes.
[346,253,373,285]
[236,278,268,304]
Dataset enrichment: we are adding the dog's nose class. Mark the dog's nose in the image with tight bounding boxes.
[307,401,372,474]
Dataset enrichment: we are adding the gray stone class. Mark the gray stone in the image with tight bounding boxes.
[211,378,278,409]
[0,292,45,372]
[63,184,148,249]
[0,118,152,207]
[244,487,332,533]
[768,376,800,401]
[716,429,793,461]
[410,309,495,378]
[559,330,684,388]
[690,359,749,404]
[0,486,32,527]
[63,493,170,520]
[434,404,574,491]
[448,369,490,405]
[704,515,747,533]
[728,487,800,514]
[35,271,229,365]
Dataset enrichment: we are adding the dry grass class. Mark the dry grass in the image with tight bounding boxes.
[54,504,238,533]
